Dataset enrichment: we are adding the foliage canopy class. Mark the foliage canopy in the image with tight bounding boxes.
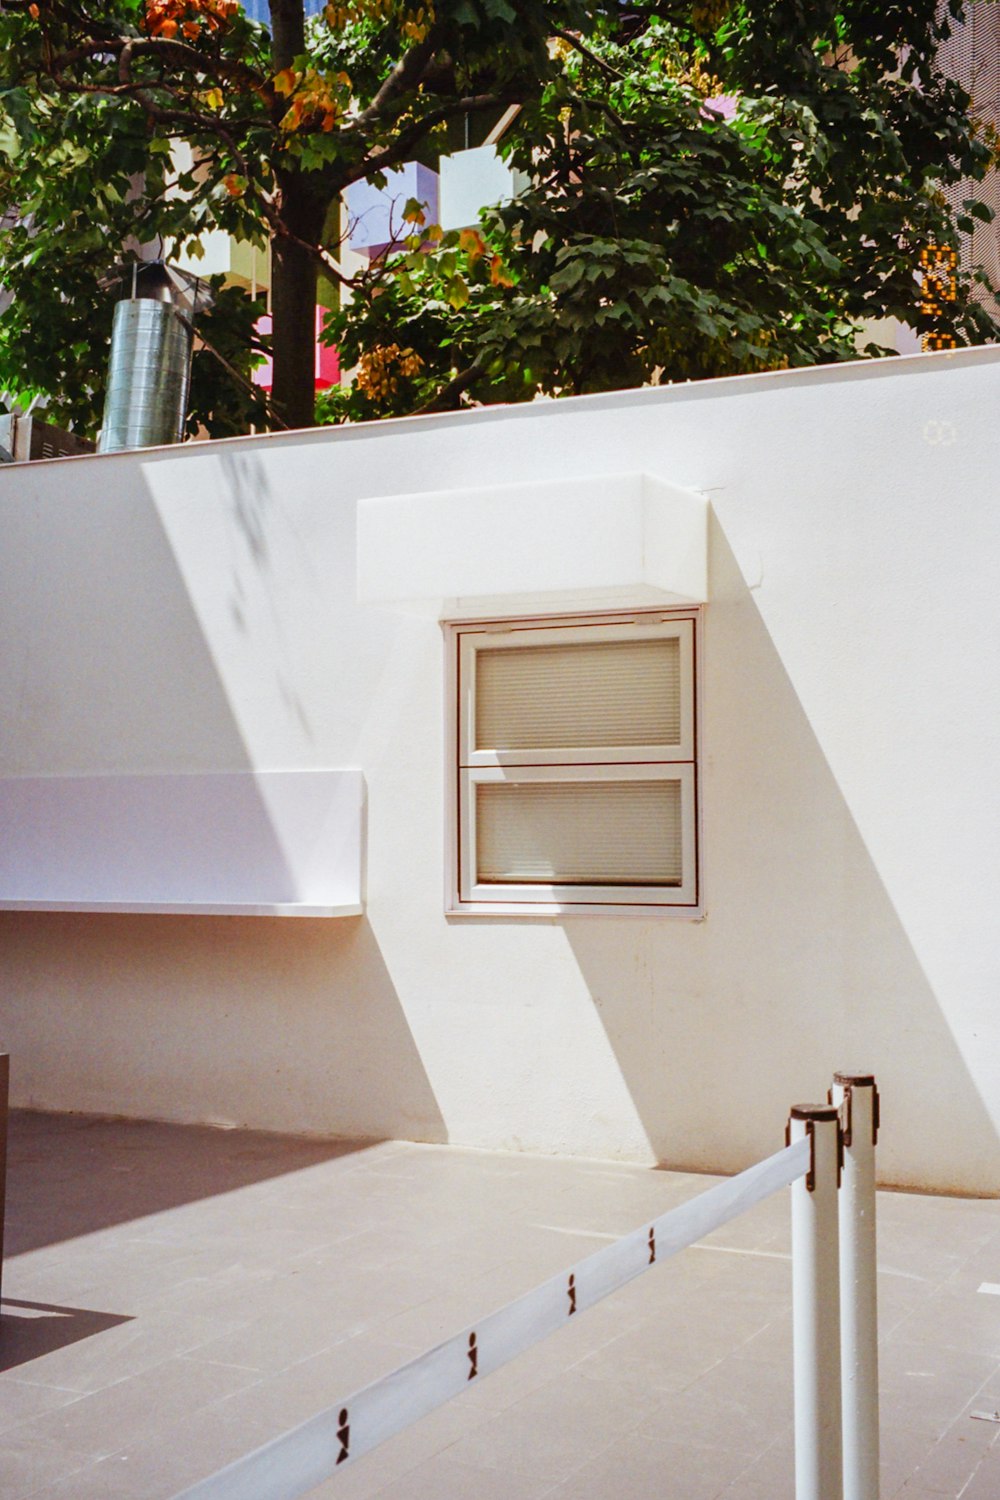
[0,1,996,436]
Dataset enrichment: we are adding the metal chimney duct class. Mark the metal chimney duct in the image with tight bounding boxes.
[98,262,194,454]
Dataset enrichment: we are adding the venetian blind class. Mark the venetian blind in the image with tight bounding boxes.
[475,638,681,751]
[476,780,683,886]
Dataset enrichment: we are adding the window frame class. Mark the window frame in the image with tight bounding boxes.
[445,609,701,917]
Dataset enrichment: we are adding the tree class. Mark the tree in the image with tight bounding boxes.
[0,0,605,432]
[322,2,1000,419]
[0,1,997,436]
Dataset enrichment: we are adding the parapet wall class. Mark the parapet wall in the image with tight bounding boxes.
[1,348,998,1193]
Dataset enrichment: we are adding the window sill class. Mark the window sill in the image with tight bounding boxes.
[447,900,704,919]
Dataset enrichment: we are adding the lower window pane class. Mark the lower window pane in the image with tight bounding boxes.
[476,780,683,886]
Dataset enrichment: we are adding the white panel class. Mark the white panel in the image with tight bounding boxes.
[476,779,682,886]
[476,638,681,750]
[643,476,710,602]
[356,471,708,614]
[439,145,516,231]
[173,228,237,280]
[344,163,439,251]
[0,770,364,916]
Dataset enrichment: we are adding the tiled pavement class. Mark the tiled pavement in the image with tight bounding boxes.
[1,1112,998,1499]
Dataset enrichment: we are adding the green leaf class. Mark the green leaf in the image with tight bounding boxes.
[446,275,470,310]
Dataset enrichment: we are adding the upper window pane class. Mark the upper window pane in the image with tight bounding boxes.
[475,637,681,751]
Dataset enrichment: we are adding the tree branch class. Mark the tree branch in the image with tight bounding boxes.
[341,91,522,187]
[352,24,446,130]
[115,35,267,96]
[43,31,266,99]
[551,27,626,82]
[195,326,290,431]
[122,92,257,181]
[416,362,484,413]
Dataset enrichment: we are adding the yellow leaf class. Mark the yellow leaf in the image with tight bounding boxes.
[447,274,470,310]
[273,67,300,98]
[280,98,304,132]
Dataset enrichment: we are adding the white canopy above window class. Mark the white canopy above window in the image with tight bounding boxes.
[356,471,708,617]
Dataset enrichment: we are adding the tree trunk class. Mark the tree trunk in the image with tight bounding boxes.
[269,0,306,61]
[269,177,326,430]
[268,0,324,430]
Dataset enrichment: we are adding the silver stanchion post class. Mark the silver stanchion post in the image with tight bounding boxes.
[788,1103,843,1500]
[831,1073,880,1500]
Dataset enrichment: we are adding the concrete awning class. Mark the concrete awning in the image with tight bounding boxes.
[356,471,708,617]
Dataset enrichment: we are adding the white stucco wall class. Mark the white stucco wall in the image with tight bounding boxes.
[1,347,998,1193]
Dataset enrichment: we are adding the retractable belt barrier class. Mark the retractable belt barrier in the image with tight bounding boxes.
[173,1074,881,1500]
[173,1140,809,1500]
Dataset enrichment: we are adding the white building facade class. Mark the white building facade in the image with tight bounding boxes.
[1,347,998,1195]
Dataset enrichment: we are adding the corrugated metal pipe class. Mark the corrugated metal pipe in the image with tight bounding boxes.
[98,262,193,454]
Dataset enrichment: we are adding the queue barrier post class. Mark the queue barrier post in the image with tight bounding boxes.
[831,1073,880,1500]
[788,1102,844,1500]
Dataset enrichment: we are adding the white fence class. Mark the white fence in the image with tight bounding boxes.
[173,1074,880,1500]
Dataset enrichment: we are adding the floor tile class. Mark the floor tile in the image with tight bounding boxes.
[548,1430,755,1499]
[3,1111,999,1500]
[363,1451,560,1500]
[442,1365,662,1483]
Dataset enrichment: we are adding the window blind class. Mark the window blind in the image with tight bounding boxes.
[475,638,681,752]
[475,780,683,886]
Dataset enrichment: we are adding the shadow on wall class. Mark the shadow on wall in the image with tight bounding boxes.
[214,447,318,743]
[0,452,258,777]
[1,448,445,1158]
[563,515,999,1194]
[0,913,447,1157]
[145,444,354,755]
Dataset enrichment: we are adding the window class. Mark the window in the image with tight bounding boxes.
[447,612,700,915]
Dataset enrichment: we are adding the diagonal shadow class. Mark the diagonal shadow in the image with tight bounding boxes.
[1,442,356,912]
[142,445,334,754]
[3,1111,370,1258]
[563,516,999,1194]
[2,916,447,1257]
[0,450,257,777]
[0,1298,133,1373]
[215,448,317,742]
[1,446,445,1167]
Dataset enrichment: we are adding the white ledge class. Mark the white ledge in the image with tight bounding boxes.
[357,471,708,617]
[0,770,364,917]
[0,901,362,918]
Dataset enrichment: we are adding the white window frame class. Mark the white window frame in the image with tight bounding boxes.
[446,610,701,917]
